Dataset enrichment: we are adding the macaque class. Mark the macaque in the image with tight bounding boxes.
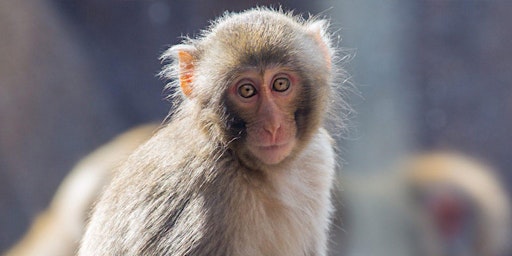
[340,152,511,256]
[405,152,511,256]
[79,8,346,256]
[5,124,158,256]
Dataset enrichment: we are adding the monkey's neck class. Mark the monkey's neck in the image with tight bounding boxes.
[221,129,335,255]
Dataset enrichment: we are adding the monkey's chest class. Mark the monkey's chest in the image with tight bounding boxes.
[228,172,332,255]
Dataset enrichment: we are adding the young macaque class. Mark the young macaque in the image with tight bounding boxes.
[5,124,158,256]
[405,152,511,256]
[79,8,346,256]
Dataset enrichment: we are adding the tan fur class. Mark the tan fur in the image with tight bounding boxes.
[5,124,158,256]
[79,8,345,256]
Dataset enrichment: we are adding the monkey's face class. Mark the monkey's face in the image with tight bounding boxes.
[226,67,301,166]
[166,10,334,169]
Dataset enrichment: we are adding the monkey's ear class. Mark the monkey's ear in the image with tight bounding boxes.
[177,50,195,97]
[164,44,196,98]
[306,20,333,69]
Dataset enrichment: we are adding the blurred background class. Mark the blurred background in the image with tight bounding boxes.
[1,0,511,255]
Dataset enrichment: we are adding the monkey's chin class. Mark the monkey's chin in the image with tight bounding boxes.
[250,140,296,166]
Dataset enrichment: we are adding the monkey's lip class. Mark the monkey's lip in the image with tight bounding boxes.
[251,140,295,165]
[256,142,290,151]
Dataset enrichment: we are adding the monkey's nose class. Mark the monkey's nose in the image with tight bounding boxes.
[263,122,281,143]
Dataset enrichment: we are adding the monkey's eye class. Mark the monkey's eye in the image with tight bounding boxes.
[238,84,257,98]
[272,77,290,92]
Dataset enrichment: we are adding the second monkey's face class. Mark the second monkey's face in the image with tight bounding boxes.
[226,66,301,166]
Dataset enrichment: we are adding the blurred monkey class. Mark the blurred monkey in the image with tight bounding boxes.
[4,124,158,256]
[340,152,511,256]
[405,152,511,256]
[79,8,347,256]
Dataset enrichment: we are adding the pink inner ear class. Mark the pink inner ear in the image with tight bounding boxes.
[178,51,194,97]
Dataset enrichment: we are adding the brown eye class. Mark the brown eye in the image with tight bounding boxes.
[272,77,290,92]
[238,84,256,98]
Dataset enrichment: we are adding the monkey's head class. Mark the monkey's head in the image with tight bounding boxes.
[161,8,340,170]
[405,152,512,255]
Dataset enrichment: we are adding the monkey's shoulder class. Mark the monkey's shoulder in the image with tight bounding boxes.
[293,128,336,174]
[85,126,336,255]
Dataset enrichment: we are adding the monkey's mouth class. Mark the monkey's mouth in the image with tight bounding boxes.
[250,140,296,165]
[257,142,290,151]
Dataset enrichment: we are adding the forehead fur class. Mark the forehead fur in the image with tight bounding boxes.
[194,9,329,79]
[204,9,305,49]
